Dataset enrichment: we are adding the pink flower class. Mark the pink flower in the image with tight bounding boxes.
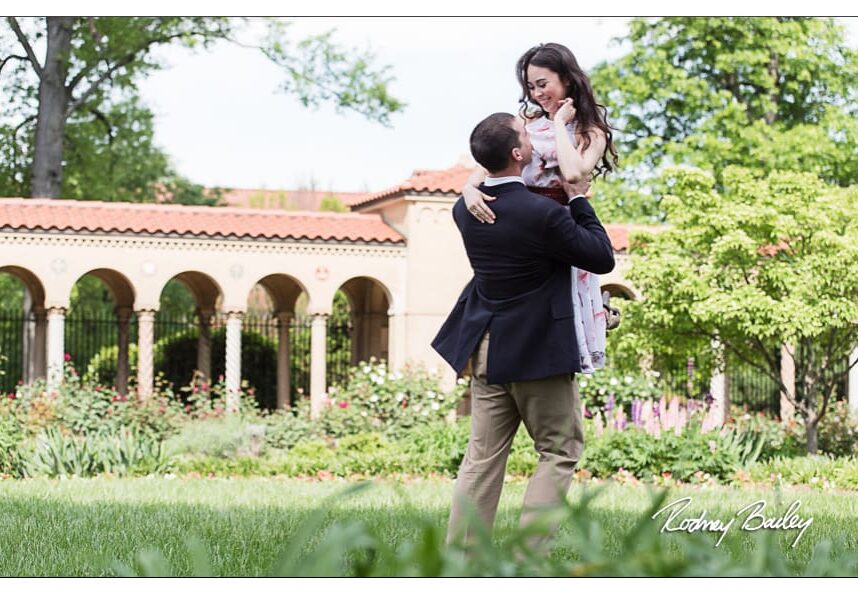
[338,401,349,409]
[64,353,71,361]
[201,383,209,392]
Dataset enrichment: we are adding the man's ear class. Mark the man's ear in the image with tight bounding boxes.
[511,147,523,162]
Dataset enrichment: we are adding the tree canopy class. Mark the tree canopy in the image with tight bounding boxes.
[613,165,858,452]
[590,17,858,223]
[0,17,404,202]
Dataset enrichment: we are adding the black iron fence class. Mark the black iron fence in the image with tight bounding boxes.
[0,309,32,390]
[0,309,353,411]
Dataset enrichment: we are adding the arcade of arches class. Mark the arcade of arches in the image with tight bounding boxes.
[0,183,651,417]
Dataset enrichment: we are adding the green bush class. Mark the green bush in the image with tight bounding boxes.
[258,407,321,450]
[578,368,662,411]
[85,328,279,411]
[165,416,255,459]
[319,359,466,438]
[20,426,173,478]
[744,455,858,490]
[579,425,742,482]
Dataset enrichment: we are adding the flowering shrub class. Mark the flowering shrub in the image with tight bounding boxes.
[318,359,466,438]
[578,368,662,412]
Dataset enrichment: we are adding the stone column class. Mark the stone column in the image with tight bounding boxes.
[224,311,243,412]
[309,313,328,419]
[386,309,406,373]
[276,311,293,411]
[196,308,214,382]
[115,306,132,397]
[32,307,47,381]
[136,309,156,400]
[46,307,66,392]
[848,346,858,418]
[780,343,796,421]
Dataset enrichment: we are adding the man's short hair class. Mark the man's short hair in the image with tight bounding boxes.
[469,113,519,173]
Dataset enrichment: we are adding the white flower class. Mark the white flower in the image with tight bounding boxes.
[369,394,379,403]
[361,411,368,417]
[395,392,405,402]
[609,377,619,386]
[579,380,587,389]
[457,378,466,385]
[624,376,633,384]
[427,391,436,399]
[362,366,371,374]
[431,402,440,410]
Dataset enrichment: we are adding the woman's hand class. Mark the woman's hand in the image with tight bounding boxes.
[554,98,576,126]
[463,184,497,224]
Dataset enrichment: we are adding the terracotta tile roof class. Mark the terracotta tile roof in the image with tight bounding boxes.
[0,198,404,244]
[346,163,647,252]
[218,188,372,211]
[349,164,472,208]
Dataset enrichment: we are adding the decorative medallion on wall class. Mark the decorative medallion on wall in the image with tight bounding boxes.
[140,261,157,276]
[50,258,66,274]
[315,266,329,281]
[230,264,244,279]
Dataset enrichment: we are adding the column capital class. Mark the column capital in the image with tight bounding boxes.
[136,308,157,319]
[276,311,295,323]
[46,306,67,317]
[310,312,331,321]
[224,310,245,320]
[31,306,47,318]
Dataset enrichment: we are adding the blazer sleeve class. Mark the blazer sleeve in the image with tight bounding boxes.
[542,196,615,274]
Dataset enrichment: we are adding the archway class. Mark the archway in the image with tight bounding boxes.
[243,274,307,411]
[153,271,223,398]
[338,276,392,369]
[66,269,136,394]
[0,266,47,390]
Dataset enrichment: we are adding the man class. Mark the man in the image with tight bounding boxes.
[431,112,615,550]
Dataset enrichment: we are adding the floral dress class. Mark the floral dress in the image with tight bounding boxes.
[522,115,607,373]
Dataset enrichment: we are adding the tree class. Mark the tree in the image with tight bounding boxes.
[319,193,347,213]
[618,166,858,453]
[589,17,858,222]
[1,17,404,199]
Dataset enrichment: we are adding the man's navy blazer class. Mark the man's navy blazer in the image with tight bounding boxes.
[431,181,615,385]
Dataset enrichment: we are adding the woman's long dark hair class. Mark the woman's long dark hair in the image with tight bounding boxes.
[516,43,619,177]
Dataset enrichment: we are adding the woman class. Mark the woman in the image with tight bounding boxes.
[463,42,619,373]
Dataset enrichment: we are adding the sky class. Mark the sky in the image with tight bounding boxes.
[136,17,858,194]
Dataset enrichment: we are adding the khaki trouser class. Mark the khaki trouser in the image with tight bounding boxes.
[446,331,584,550]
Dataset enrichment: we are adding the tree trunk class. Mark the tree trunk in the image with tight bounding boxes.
[30,17,74,198]
[805,418,818,455]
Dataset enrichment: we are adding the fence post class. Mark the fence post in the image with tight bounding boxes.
[46,306,66,392]
[310,313,329,419]
[708,339,728,425]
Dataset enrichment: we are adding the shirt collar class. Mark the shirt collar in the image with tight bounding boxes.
[483,175,525,187]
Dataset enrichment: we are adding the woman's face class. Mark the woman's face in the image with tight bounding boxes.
[526,64,568,117]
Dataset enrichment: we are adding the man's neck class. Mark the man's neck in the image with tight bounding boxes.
[487,166,523,179]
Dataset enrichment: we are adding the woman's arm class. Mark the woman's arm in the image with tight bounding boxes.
[553,98,606,184]
[462,165,497,224]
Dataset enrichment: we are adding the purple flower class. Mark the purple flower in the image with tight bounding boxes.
[605,392,615,413]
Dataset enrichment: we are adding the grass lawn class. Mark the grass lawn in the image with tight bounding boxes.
[1,476,857,576]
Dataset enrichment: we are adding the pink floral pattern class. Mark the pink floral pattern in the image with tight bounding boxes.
[523,116,607,373]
